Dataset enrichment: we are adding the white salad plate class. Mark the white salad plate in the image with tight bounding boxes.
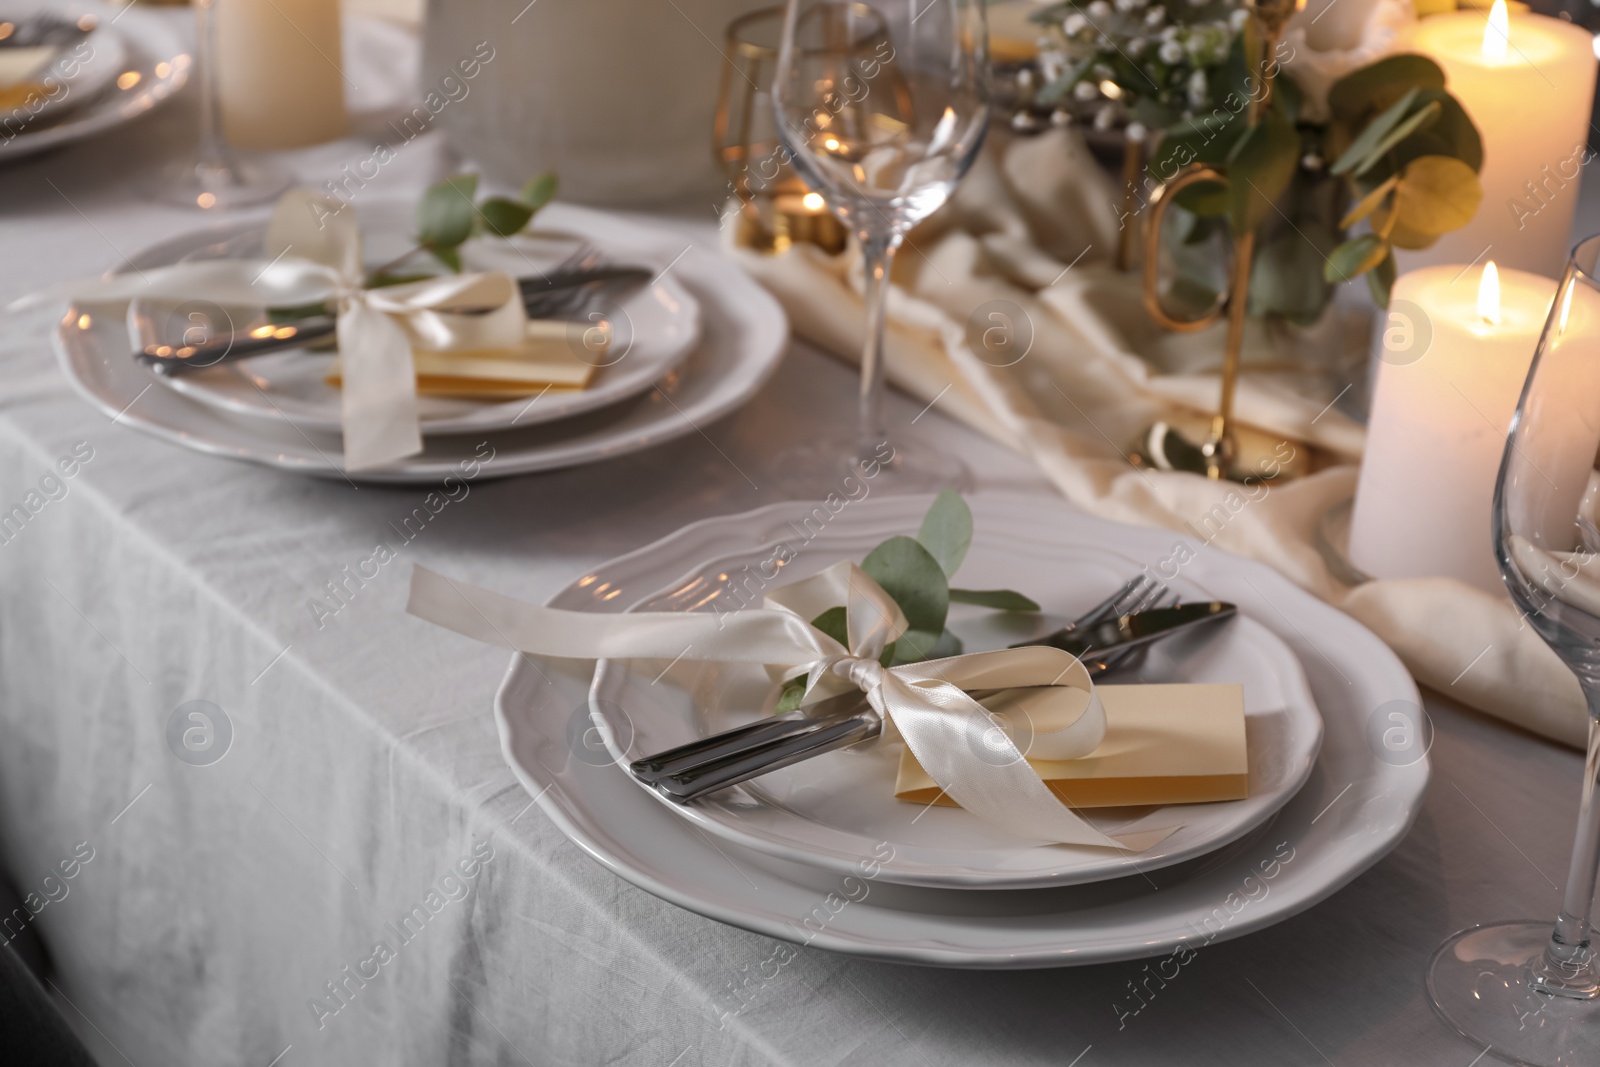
[493,493,1429,968]
[151,202,703,435]
[52,202,787,484]
[0,3,185,164]
[590,538,1323,890]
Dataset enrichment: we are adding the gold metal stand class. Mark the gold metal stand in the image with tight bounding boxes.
[1132,0,1302,482]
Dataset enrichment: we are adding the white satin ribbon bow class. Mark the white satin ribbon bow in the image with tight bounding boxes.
[13,190,529,471]
[407,561,1175,851]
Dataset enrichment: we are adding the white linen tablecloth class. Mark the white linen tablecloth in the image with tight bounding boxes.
[0,10,1591,1067]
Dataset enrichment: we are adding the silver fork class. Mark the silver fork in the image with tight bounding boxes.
[629,574,1167,784]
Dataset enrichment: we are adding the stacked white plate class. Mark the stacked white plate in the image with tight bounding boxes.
[53,201,788,484]
[496,492,1429,967]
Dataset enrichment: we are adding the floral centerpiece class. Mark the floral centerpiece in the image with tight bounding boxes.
[1027,0,1482,320]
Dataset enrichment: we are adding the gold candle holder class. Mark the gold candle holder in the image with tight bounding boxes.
[712,7,848,256]
[1132,0,1304,482]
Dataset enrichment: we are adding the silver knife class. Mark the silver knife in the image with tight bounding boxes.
[631,601,1237,803]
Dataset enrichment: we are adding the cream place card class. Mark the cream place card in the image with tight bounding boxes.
[896,683,1248,809]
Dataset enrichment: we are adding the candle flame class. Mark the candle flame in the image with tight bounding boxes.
[1483,0,1509,62]
[1479,261,1502,326]
[802,192,825,211]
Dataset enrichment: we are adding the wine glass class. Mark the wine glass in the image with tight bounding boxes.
[150,0,289,210]
[771,0,990,491]
[1428,233,1600,1065]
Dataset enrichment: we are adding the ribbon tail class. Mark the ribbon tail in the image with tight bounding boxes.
[406,566,834,664]
[339,298,422,471]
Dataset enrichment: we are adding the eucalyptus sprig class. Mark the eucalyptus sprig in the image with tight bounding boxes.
[1320,55,1483,305]
[368,171,559,284]
[774,491,1040,712]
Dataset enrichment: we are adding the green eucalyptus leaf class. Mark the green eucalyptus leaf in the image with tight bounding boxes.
[916,489,972,579]
[1367,248,1398,307]
[1251,225,1335,320]
[426,243,464,273]
[1398,89,1483,173]
[1323,233,1390,283]
[417,173,478,251]
[1225,109,1298,238]
[1378,154,1482,238]
[948,588,1042,611]
[476,196,535,237]
[774,676,807,712]
[1330,88,1419,176]
[1327,53,1445,124]
[521,172,559,211]
[1340,174,1399,229]
[860,535,949,636]
[1351,99,1441,177]
[888,628,963,666]
[810,606,849,647]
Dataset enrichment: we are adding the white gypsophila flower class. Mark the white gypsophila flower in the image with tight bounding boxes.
[1094,104,1117,129]
[1187,68,1207,106]
[1144,7,1164,27]
[1114,0,1137,10]
[1128,36,1147,56]
[1093,62,1113,78]
[1073,79,1100,101]
[1087,0,1112,20]
[1229,7,1250,31]
[1159,24,1179,41]
[1158,39,1184,63]
[1126,120,1148,142]
[1064,12,1088,35]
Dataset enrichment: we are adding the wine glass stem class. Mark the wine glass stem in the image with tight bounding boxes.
[1542,701,1600,996]
[857,232,899,465]
[194,0,234,174]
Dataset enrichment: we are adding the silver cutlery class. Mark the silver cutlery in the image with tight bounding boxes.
[631,593,1238,804]
[132,262,655,376]
[629,575,1163,785]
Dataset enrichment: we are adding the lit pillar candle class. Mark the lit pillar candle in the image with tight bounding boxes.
[214,0,347,150]
[1349,262,1556,594]
[1401,2,1597,279]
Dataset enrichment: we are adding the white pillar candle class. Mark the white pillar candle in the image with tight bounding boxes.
[214,0,347,150]
[1349,262,1556,594]
[1401,3,1597,279]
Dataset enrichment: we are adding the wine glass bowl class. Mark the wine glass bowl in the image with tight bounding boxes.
[1429,233,1600,1065]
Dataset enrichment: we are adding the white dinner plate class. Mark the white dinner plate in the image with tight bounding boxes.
[51,202,788,483]
[590,537,1322,889]
[0,2,185,164]
[151,203,703,435]
[1,8,128,127]
[492,493,1429,967]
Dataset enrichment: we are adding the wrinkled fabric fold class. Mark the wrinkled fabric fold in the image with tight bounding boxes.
[407,561,1176,851]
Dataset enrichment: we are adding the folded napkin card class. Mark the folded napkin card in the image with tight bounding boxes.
[896,683,1248,809]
